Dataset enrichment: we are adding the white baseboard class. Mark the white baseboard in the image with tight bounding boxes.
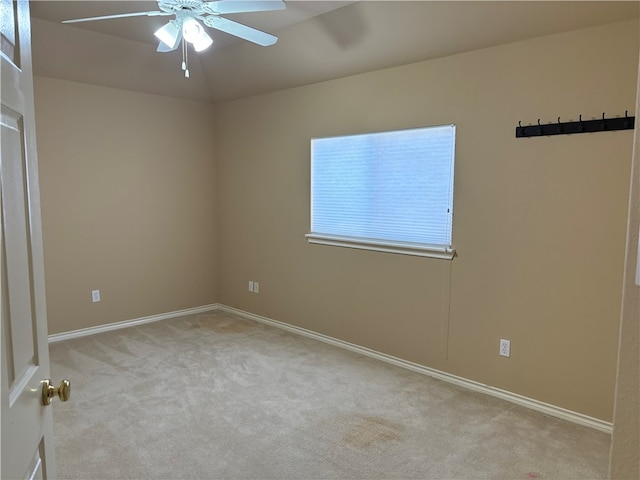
[48,302,612,434]
[217,304,613,434]
[47,304,218,343]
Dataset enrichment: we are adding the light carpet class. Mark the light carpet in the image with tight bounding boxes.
[49,310,610,479]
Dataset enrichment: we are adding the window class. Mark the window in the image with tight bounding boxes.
[306,124,456,259]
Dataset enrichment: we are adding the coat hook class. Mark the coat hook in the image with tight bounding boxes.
[516,110,634,138]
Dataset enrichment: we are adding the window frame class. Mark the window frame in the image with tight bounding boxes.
[306,124,456,260]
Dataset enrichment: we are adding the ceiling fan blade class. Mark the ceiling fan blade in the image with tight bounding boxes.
[62,11,172,24]
[203,16,277,46]
[202,1,286,15]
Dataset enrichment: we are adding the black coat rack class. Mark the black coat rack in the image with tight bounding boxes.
[515,112,635,138]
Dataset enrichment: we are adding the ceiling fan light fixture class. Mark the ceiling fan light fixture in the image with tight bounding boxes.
[192,32,213,52]
[182,17,202,42]
[180,17,213,52]
[154,21,180,49]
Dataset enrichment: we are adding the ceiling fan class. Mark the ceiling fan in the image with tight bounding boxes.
[62,0,286,78]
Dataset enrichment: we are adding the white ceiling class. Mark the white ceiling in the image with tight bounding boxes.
[30,1,640,103]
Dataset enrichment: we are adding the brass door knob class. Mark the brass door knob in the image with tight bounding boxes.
[42,379,71,406]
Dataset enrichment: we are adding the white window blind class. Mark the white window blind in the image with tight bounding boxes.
[307,124,456,258]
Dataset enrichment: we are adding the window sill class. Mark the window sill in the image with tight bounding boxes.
[305,233,456,260]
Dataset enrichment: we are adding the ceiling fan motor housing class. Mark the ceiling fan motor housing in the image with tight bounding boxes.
[158,0,217,16]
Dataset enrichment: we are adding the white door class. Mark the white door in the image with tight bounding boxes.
[1,0,67,478]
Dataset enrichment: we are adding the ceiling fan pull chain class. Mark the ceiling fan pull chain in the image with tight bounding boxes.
[182,38,190,78]
[182,38,186,70]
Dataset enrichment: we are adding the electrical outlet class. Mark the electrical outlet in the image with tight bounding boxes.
[499,339,511,357]
[253,282,260,293]
[248,281,254,292]
[91,289,100,303]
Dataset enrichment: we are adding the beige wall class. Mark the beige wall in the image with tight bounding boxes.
[34,78,218,334]
[215,20,639,422]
